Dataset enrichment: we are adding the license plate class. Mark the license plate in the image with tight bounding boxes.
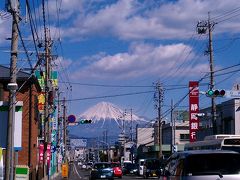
[130,171,133,173]
[101,175,106,178]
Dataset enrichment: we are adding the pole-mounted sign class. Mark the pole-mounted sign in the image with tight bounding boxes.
[67,115,76,123]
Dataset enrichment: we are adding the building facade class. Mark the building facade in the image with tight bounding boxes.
[198,98,240,140]
[0,65,41,179]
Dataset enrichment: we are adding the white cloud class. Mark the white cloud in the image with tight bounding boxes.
[70,42,208,79]
[54,56,72,71]
[60,0,240,40]
[0,18,12,44]
[47,0,84,20]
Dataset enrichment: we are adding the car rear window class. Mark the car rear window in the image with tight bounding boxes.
[111,163,121,168]
[184,153,240,176]
[94,163,111,169]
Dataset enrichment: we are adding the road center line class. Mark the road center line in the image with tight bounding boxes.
[73,163,82,179]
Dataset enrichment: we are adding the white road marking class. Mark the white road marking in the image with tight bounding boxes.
[73,163,82,179]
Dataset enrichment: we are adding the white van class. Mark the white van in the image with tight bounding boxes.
[138,159,145,176]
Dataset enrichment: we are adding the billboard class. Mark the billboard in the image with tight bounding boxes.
[189,81,199,142]
[70,139,87,147]
[35,71,58,90]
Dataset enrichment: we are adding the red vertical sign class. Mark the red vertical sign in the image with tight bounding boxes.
[39,143,44,164]
[189,81,199,142]
[46,143,51,167]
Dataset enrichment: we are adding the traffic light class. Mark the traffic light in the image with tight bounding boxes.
[79,119,92,124]
[206,89,225,97]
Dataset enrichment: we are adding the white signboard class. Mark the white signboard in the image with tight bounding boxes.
[70,139,87,147]
[225,90,240,98]
[0,101,23,150]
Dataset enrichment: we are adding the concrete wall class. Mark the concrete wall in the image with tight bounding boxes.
[137,128,154,147]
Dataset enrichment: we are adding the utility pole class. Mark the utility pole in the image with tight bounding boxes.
[170,99,175,153]
[154,82,164,159]
[5,1,19,180]
[197,12,217,134]
[63,97,67,162]
[130,108,133,141]
[43,29,52,178]
[56,91,63,172]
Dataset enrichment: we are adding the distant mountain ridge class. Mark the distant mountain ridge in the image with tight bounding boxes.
[78,101,144,122]
[68,101,147,143]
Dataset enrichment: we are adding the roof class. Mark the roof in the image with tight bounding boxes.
[0,65,30,80]
[0,65,41,91]
[178,150,239,156]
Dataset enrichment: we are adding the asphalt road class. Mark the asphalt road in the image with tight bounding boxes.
[54,162,158,180]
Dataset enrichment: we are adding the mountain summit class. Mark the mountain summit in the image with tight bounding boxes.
[78,101,144,122]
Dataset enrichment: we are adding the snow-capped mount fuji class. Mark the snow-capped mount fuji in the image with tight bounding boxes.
[68,101,146,143]
[78,101,144,124]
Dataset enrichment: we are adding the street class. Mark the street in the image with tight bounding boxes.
[54,162,158,180]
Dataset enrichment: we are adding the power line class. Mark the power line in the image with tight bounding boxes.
[60,90,155,102]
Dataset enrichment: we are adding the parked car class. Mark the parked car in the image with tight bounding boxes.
[111,162,123,178]
[86,162,93,170]
[143,158,163,178]
[160,150,240,180]
[90,162,114,180]
[122,163,138,175]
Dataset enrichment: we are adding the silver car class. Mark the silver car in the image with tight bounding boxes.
[160,150,240,180]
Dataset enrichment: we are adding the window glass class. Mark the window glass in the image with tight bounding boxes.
[180,134,190,141]
[222,146,240,153]
[184,154,240,176]
[165,158,178,176]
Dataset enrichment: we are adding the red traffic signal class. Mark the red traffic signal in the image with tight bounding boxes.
[219,89,226,96]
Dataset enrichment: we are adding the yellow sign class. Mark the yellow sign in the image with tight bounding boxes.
[38,93,46,112]
[62,163,68,178]
[0,148,2,161]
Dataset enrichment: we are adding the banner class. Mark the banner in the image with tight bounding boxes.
[38,92,45,112]
[189,81,199,142]
[47,143,51,168]
[39,143,44,164]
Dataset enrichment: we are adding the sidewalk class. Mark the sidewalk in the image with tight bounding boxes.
[42,171,62,180]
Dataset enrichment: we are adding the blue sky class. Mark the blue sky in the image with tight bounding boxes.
[1,0,240,121]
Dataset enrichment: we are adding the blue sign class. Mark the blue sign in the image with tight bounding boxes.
[68,115,76,123]
[51,145,56,153]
